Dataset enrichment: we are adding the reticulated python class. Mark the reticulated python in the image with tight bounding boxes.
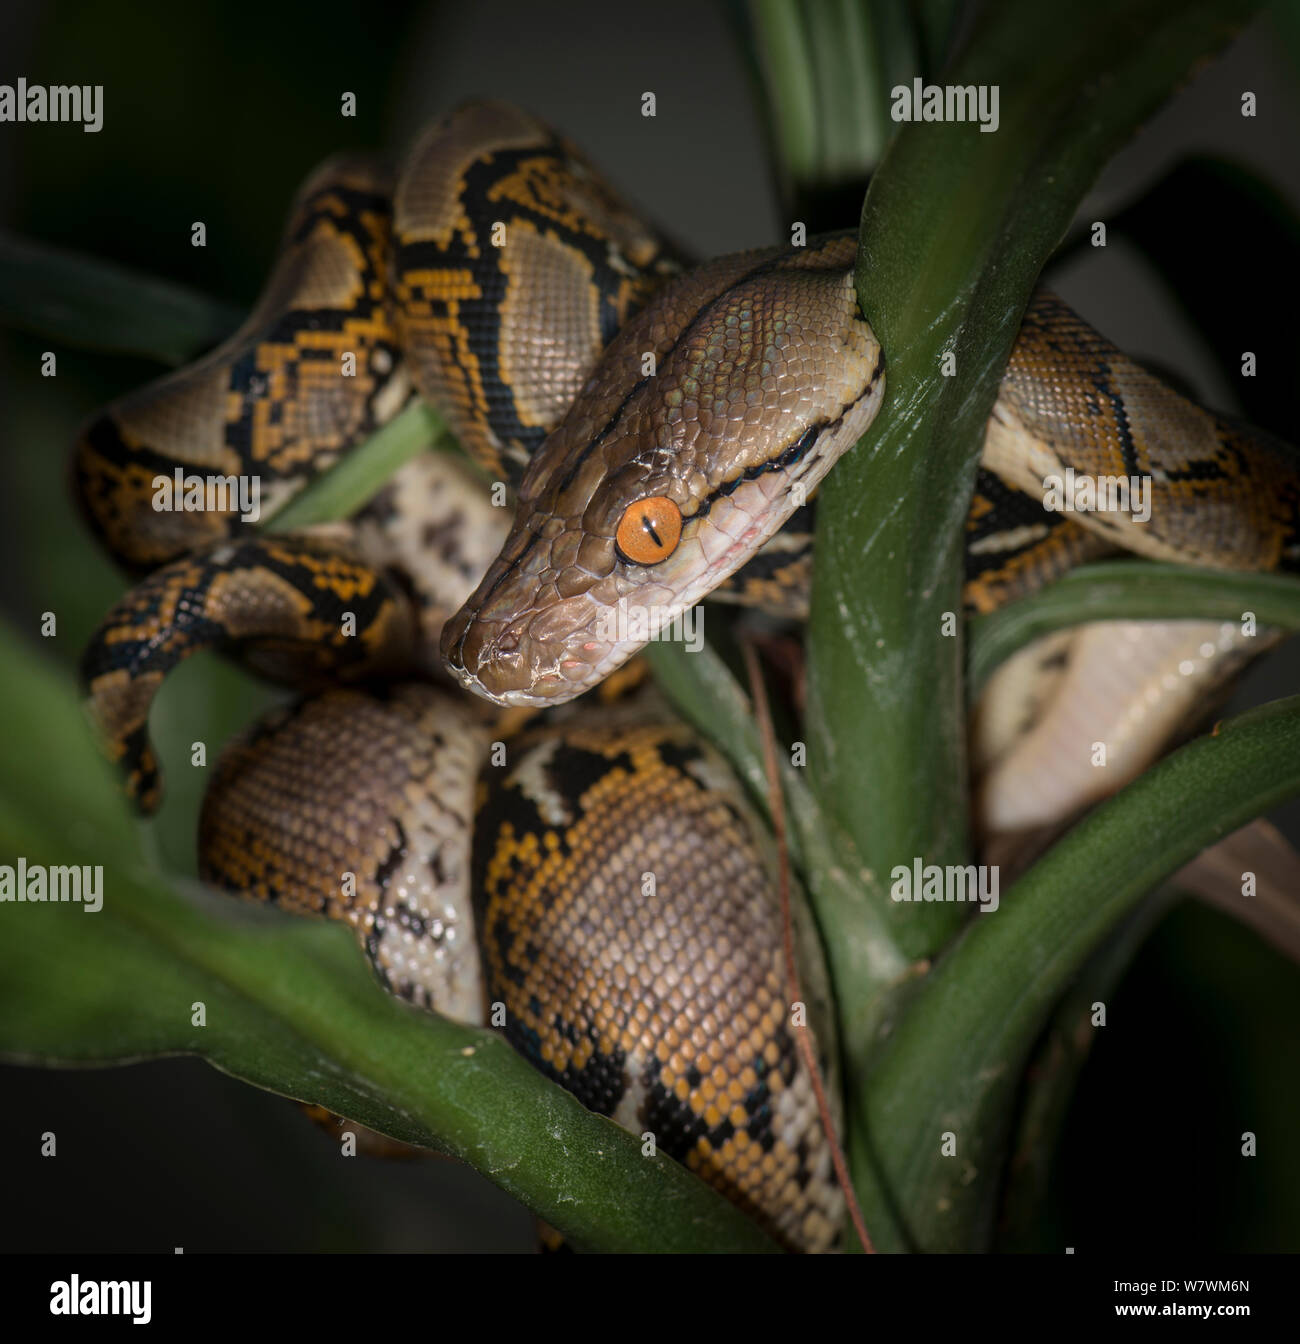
[73,100,1300,1251]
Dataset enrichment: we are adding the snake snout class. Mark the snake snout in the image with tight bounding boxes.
[440,570,621,707]
[438,595,538,701]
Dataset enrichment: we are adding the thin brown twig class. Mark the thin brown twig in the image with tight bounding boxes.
[741,637,874,1254]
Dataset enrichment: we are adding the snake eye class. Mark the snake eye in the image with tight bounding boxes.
[615,495,682,565]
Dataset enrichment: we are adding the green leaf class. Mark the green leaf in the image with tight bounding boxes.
[859,695,1300,1251]
[742,0,822,190]
[807,0,1259,966]
[732,0,920,222]
[0,630,775,1253]
[0,230,240,367]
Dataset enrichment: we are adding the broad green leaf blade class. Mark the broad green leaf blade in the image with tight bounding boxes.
[0,631,775,1253]
[807,0,1259,965]
[859,695,1300,1252]
[0,231,241,367]
[967,561,1300,698]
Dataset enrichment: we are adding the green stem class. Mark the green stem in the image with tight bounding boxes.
[263,401,453,532]
[808,0,1258,968]
[736,0,917,226]
[861,695,1300,1251]
[745,0,822,191]
[967,560,1300,697]
[0,230,241,366]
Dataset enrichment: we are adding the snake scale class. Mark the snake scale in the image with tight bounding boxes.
[73,100,1300,1250]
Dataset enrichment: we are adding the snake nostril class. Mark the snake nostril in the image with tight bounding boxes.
[495,628,521,655]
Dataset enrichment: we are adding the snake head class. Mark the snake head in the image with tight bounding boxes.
[441,234,884,707]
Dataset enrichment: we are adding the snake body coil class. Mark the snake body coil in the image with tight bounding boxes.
[198,685,842,1250]
[72,100,1300,1249]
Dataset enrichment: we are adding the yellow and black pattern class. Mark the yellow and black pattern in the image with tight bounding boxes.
[714,469,1118,619]
[962,467,1116,614]
[73,157,406,572]
[195,684,842,1251]
[985,289,1300,573]
[80,535,417,811]
[393,100,684,487]
[471,711,842,1252]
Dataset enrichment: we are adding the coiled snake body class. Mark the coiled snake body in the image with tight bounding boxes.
[74,101,1300,1250]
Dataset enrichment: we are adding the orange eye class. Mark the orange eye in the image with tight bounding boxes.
[615,495,682,565]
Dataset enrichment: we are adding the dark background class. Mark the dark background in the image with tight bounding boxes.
[1,0,1298,1251]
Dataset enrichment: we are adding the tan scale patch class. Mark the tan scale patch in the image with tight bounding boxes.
[283,223,370,312]
[199,685,489,1020]
[986,291,1300,572]
[83,668,164,763]
[496,222,603,430]
[112,365,237,471]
